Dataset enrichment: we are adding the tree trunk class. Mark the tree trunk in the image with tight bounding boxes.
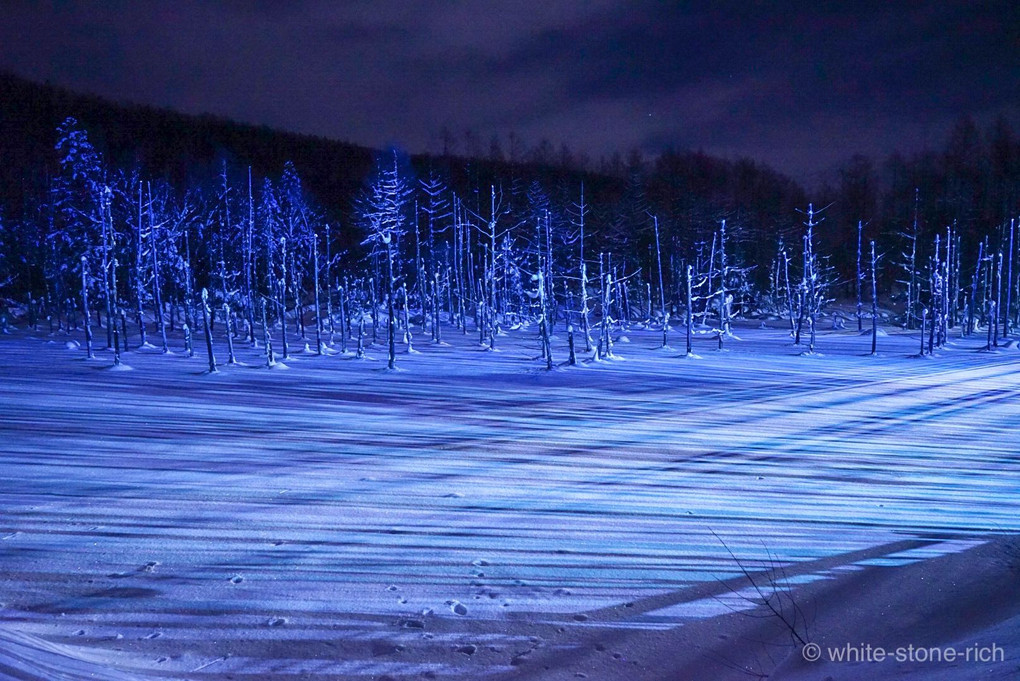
[101,186,113,349]
[279,237,289,360]
[246,168,257,347]
[325,224,335,345]
[386,241,396,370]
[654,216,667,347]
[870,240,878,355]
[401,284,413,353]
[856,221,864,332]
[111,257,121,366]
[313,235,323,355]
[686,263,694,356]
[201,288,217,373]
[224,302,237,364]
[148,184,168,353]
[261,297,275,367]
[81,257,94,359]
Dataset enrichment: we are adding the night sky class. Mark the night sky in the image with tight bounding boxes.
[1,1,1017,185]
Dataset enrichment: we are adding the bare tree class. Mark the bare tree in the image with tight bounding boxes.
[359,150,411,370]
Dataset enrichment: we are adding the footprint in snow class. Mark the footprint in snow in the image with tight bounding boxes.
[446,600,468,616]
[229,575,244,584]
[267,617,287,627]
[385,585,398,591]
[457,644,477,656]
[471,559,490,567]
[142,561,159,573]
[443,492,464,498]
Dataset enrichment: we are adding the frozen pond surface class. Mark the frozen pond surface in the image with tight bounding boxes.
[1,322,1017,678]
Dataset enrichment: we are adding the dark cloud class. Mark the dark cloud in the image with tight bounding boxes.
[0,0,1016,185]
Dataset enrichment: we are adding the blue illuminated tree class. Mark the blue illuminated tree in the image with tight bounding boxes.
[358,150,411,370]
[54,118,113,349]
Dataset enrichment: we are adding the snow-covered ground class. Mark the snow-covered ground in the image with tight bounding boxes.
[1,320,1018,679]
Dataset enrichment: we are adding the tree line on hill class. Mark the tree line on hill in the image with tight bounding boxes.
[0,72,1017,369]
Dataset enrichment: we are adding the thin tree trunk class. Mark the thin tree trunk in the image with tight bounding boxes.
[920,307,927,356]
[325,223,335,345]
[338,281,348,354]
[401,284,413,353]
[201,288,217,373]
[870,240,878,355]
[856,221,863,332]
[148,183,168,353]
[261,297,275,367]
[1004,220,1013,337]
[246,167,257,347]
[101,186,113,349]
[654,216,667,347]
[994,251,1002,348]
[386,242,396,369]
[111,256,121,366]
[134,182,147,347]
[279,237,289,360]
[81,257,94,359]
[356,316,365,358]
[313,235,323,355]
[224,302,237,364]
[686,263,694,356]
